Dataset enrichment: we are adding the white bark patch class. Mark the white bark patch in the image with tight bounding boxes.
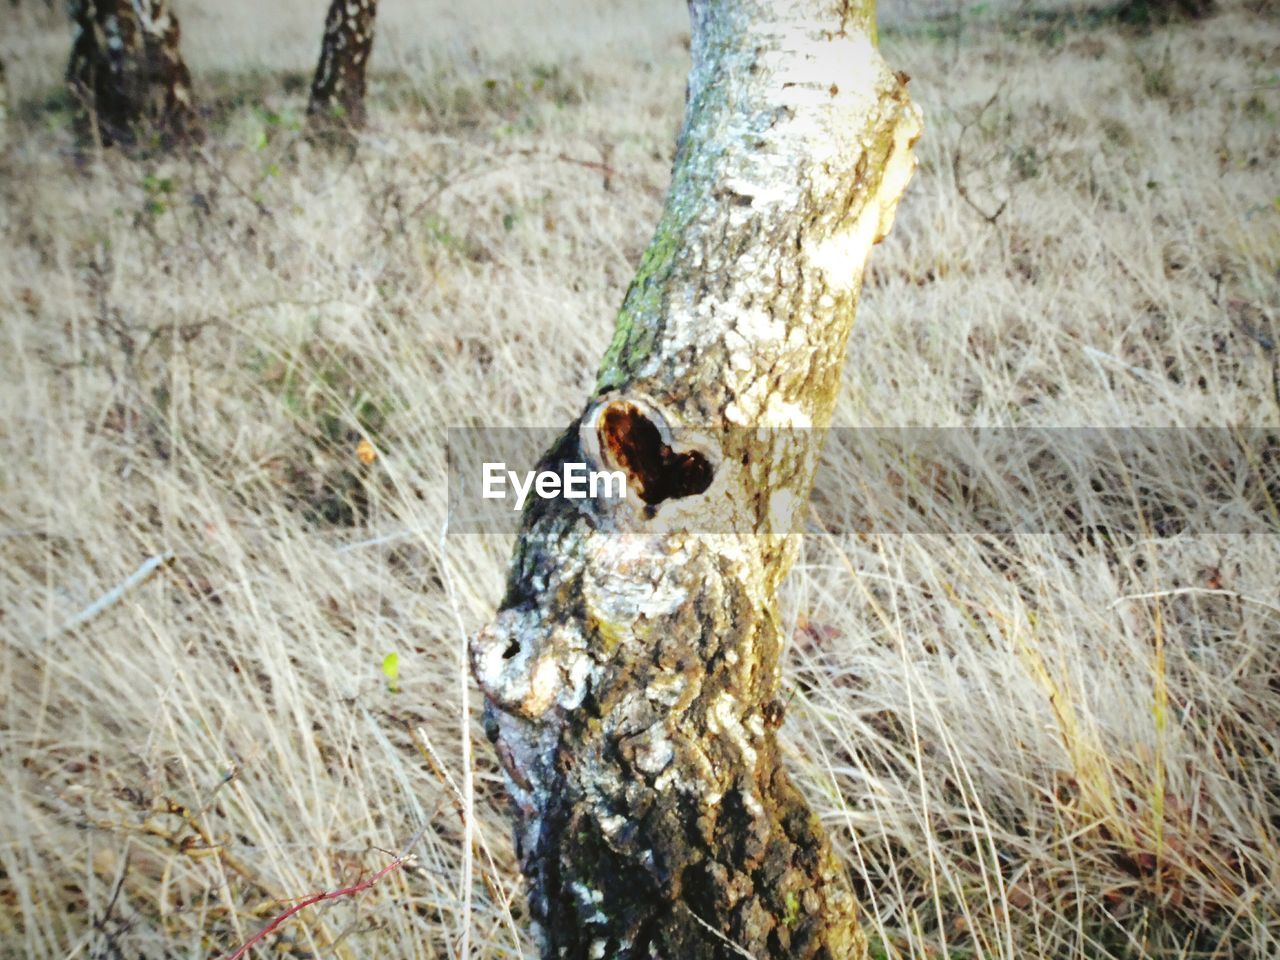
[570,882,608,925]
[646,671,688,708]
[723,306,786,379]
[732,306,787,345]
[768,27,881,118]
[763,395,812,429]
[725,382,814,427]
[560,652,592,710]
[525,654,560,717]
[632,726,676,776]
[768,487,802,534]
[472,610,590,719]
[583,534,690,631]
[804,215,877,293]
[599,812,629,837]
[708,691,759,769]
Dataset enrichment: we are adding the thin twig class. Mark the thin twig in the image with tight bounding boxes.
[439,527,476,960]
[221,855,412,960]
[406,723,525,950]
[193,147,274,219]
[220,812,437,960]
[1112,588,1280,618]
[403,147,634,225]
[684,906,761,959]
[335,529,425,554]
[952,88,1007,226]
[53,551,175,639]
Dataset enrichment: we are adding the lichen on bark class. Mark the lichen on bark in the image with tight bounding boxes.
[469,2,922,957]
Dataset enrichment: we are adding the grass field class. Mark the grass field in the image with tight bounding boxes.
[1,0,1278,957]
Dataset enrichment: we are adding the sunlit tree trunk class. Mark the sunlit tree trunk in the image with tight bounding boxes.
[66,0,198,148]
[306,0,377,140]
[469,1,921,957]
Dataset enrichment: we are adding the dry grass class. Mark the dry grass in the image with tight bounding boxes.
[1,0,1278,957]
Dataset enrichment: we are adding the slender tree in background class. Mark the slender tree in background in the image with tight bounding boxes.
[66,0,198,147]
[469,1,921,957]
[0,59,8,150]
[306,0,377,139]
[1120,0,1216,23]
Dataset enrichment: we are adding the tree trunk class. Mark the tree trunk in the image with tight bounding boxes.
[66,0,198,148]
[306,0,377,141]
[469,2,921,958]
[0,59,8,151]
[1120,0,1216,23]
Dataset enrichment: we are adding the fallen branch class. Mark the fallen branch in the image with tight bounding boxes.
[53,551,175,638]
[953,88,1007,226]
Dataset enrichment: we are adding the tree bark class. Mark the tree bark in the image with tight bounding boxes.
[469,2,921,958]
[66,0,198,148]
[306,0,377,141]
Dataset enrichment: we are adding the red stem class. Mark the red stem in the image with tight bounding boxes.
[222,856,409,960]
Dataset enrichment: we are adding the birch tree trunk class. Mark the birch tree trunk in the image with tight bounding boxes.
[66,0,198,148]
[306,0,377,140]
[469,2,922,957]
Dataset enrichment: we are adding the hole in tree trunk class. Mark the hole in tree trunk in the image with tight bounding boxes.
[597,401,714,506]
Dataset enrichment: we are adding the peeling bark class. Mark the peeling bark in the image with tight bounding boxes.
[469,2,921,957]
[66,0,198,148]
[306,0,377,141]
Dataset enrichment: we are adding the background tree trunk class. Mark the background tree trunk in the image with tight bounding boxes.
[469,1,922,958]
[0,59,8,151]
[66,0,198,148]
[306,0,377,141]
[1120,0,1217,23]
